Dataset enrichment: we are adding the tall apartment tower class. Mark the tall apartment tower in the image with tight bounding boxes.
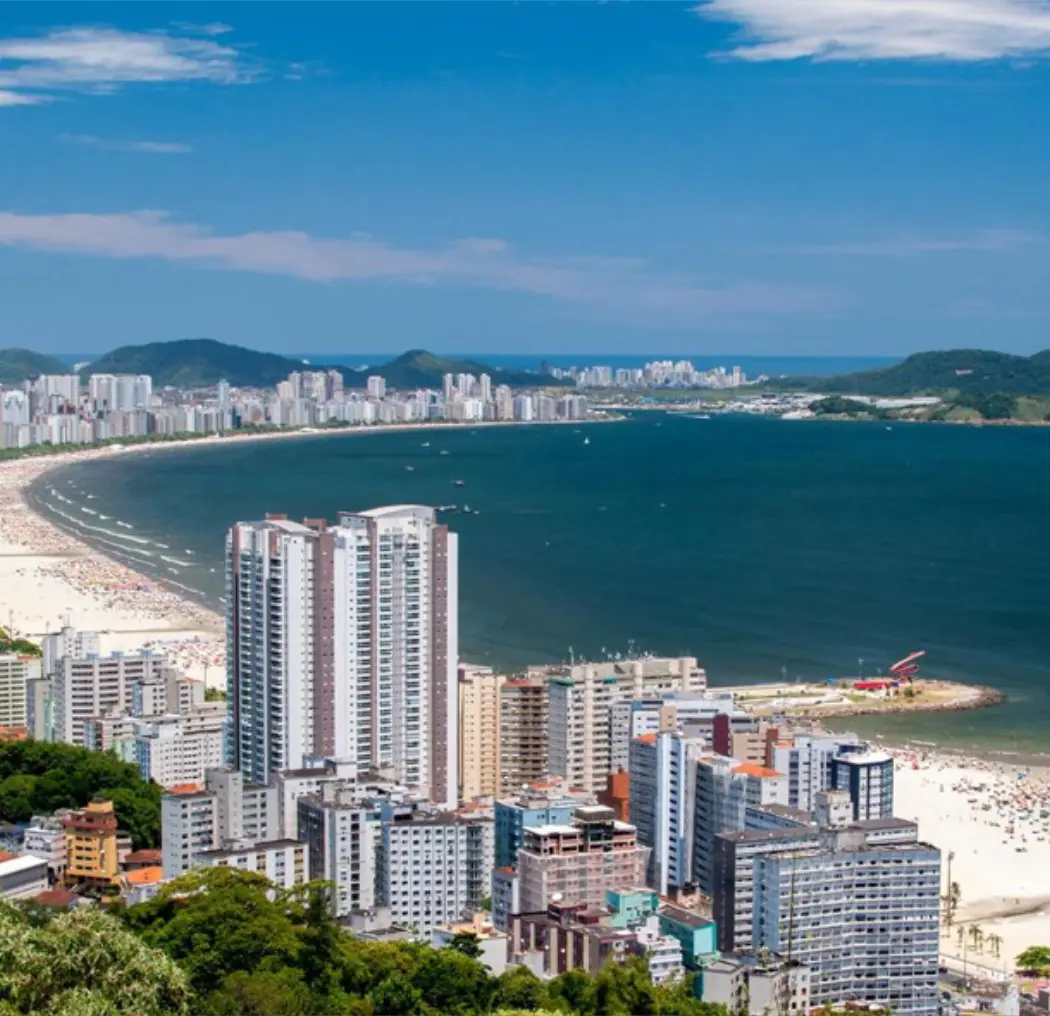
[226,506,459,804]
[499,675,549,795]
[458,666,505,802]
[548,657,706,794]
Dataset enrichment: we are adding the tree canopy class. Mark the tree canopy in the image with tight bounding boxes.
[0,741,162,848]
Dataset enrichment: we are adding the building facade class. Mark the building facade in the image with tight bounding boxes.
[226,506,459,804]
[548,657,707,794]
[498,675,549,795]
[458,665,504,802]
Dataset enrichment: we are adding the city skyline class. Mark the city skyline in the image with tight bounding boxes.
[3,2,1050,356]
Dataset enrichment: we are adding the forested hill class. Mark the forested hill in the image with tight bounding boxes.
[793,349,1050,397]
[0,348,70,384]
[75,339,563,389]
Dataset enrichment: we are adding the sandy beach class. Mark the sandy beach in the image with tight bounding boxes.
[893,747,1050,976]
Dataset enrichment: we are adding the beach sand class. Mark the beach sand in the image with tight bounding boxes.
[893,749,1050,976]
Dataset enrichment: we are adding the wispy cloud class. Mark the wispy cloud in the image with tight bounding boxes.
[695,0,1050,61]
[59,133,193,154]
[792,229,1041,256]
[0,24,258,107]
[0,209,840,326]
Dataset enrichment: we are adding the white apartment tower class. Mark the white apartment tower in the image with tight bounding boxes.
[227,506,459,804]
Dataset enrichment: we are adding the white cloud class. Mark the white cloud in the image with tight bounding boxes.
[0,209,839,326]
[59,133,193,154]
[695,0,1050,61]
[0,25,257,106]
[0,88,50,105]
[793,229,1041,255]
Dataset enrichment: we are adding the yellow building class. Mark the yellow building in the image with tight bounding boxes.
[63,799,120,887]
[458,665,505,803]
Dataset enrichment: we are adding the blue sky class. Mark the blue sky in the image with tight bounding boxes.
[2,1,1050,356]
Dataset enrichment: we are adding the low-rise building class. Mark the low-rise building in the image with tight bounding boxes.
[702,952,811,1015]
[193,839,309,891]
[23,812,70,880]
[0,853,50,901]
[62,799,121,888]
[658,903,718,969]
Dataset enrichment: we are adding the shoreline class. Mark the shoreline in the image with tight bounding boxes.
[0,418,612,689]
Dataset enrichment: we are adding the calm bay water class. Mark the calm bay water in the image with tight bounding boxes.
[29,414,1050,752]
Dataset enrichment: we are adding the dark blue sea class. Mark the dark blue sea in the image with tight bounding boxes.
[28,412,1050,753]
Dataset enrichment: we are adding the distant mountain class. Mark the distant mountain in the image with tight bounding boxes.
[73,339,562,390]
[358,349,561,390]
[0,348,70,384]
[791,349,1050,397]
[82,338,306,389]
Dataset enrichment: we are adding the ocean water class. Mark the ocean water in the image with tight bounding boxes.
[28,414,1050,752]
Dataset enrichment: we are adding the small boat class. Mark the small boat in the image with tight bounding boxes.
[462,504,472,514]
[440,449,450,456]
[421,441,430,448]
[405,465,415,471]
[453,479,465,487]
[583,437,590,445]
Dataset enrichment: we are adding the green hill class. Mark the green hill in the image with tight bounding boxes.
[0,347,70,384]
[83,338,307,389]
[798,349,1050,397]
[360,348,559,390]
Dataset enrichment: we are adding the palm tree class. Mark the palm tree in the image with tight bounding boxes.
[987,933,1002,958]
[944,880,962,929]
[956,926,965,950]
[968,925,982,953]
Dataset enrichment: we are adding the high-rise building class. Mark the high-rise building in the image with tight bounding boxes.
[40,626,101,678]
[0,654,39,729]
[458,665,504,802]
[751,827,940,1016]
[830,749,894,821]
[297,782,382,917]
[499,675,549,795]
[366,376,387,400]
[517,805,650,915]
[769,732,862,813]
[226,506,458,802]
[629,731,702,895]
[548,657,706,794]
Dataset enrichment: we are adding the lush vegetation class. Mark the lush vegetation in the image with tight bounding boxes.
[1016,945,1050,974]
[0,741,162,849]
[114,868,725,1016]
[0,627,41,657]
[0,348,70,385]
[74,338,563,390]
[0,902,192,1016]
[809,396,888,419]
[792,349,1050,398]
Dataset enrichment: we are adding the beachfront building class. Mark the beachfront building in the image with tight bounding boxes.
[458,665,504,802]
[0,653,39,728]
[830,749,894,821]
[769,732,862,813]
[628,731,703,895]
[226,506,459,804]
[547,657,707,794]
[516,805,650,914]
[493,779,595,869]
[751,827,940,1016]
[48,651,177,745]
[40,626,101,678]
[498,674,549,795]
[609,690,739,771]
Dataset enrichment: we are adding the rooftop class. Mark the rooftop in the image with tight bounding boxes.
[658,903,715,929]
[123,866,164,886]
[731,763,783,779]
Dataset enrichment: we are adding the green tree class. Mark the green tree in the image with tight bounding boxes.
[548,969,594,1015]
[0,903,190,1016]
[121,869,302,999]
[492,966,550,1012]
[204,969,316,1016]
[370,973,424,1016]
[447,931,483,959]
[1017,945,1050,973]
[410,948,493,1015]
